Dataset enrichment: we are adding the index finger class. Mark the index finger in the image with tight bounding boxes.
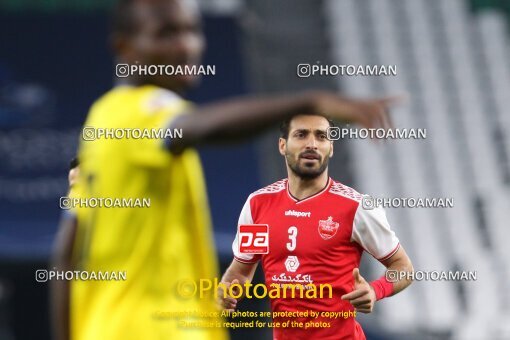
[377,95,407,108]
[377,104,394,130]
[341,289,368,301]
[375,95,406,131]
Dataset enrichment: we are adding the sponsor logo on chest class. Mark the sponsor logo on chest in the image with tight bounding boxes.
[238,224,270,254]
[318,216,340,240]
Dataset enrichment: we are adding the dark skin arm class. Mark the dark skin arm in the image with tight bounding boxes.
[50,213,77,340]
[168,90,397,152]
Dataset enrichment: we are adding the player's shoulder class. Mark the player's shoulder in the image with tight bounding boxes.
[90,85,188,117]
[138,85,188,113]
[328,179,365,203]
[248,178,288,201]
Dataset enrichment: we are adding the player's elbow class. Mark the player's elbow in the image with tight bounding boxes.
[165,112,209,154]
[407,264,415,285]
[402,258,414,286]
[52,240,70,268]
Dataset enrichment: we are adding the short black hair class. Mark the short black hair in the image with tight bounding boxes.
[112,0,140,37]
[69,157,79,170]
[279,114,335,140]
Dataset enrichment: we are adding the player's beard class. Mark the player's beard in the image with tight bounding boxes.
[286,150,330,180]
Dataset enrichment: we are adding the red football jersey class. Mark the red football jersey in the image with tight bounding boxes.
[232,178,400,340]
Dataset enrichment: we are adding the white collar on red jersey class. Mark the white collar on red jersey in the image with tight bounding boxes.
[286,177,332,204]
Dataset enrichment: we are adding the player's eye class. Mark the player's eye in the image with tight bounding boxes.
[159,26,179,37]
[188,23,203,34]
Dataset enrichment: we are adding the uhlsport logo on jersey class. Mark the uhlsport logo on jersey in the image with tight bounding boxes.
[238,224,269,254]
[318,216,340,240]
[285,209,311,217]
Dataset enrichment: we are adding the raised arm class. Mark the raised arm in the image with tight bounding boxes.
[168,91,396,152]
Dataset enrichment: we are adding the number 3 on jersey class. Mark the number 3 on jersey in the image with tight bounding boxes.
[287,226,298,251]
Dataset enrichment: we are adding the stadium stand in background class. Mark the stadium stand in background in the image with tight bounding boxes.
[241,0,510,339]
[325,1,510,338]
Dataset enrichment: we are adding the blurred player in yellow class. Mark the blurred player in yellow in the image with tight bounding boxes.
[50,0,398,339]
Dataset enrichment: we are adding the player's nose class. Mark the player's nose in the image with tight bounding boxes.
[305,135,318,149]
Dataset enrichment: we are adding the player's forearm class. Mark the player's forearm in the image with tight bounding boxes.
[50,215,77,340]
[386,255,414,295]
[221,260,257,285]
[168,91,322,151]
[218,261,257,310]
[370,247,413,301]
[50,262,71,340]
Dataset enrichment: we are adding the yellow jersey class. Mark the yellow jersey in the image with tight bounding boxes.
[70,85,227,340]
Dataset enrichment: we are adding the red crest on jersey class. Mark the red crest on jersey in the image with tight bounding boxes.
[318,216,339,240]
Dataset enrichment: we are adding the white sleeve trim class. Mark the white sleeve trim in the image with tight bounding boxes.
[351,203,400,261]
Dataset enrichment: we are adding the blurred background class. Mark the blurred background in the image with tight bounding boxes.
[1,0,509,339]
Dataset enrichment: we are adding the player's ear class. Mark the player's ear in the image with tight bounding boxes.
[329,141,334,158]
[111,33,133,62]
[278,138,286,156]
[68,167,80,188]
[111,32,123,54]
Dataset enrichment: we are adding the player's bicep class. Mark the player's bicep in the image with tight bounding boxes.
[52,211,78,265]
[351,200,400,261]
